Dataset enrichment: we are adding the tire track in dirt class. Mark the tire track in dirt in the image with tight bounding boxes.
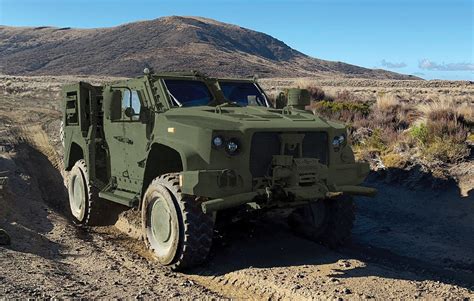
[112,209,473,299]
[17,124,63,170]
[112,212,305,300]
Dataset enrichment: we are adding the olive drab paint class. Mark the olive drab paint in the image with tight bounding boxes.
[62,70,375,212]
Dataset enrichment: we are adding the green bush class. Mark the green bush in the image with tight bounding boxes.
[314,100,371,117]
[410,123,429,145]
[360,128,387,152]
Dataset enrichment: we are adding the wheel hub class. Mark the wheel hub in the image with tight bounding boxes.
[70,173,86,220]
[151,198,172,244]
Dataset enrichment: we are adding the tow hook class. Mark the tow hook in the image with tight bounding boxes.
[326,191,344,198]
[265,187,272,202]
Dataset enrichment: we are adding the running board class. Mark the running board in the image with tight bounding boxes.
[99,190,138,207]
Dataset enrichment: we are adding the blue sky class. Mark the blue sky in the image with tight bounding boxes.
[0,0,472,80]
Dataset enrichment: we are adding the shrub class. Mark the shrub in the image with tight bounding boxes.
[306,86,325,101]
[382,153,407,169]
[302,83,470,166]
[457,103,474,125]
[376,92,400,111]
[313,100,371,122]
[361,128,387,152]
[334,90,361,103]
[426,109,468,143]
[421,137,470,164]
[467,133,474,143]
[410,123,429,145]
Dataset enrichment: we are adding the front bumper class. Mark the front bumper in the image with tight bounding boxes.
[180,168,376,214]
[200,184,376,214]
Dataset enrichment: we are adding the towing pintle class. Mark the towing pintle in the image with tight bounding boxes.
[332,185,378,197]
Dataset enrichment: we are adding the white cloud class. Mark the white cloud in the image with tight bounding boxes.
[381,59,407,69]
[418,59,474,71]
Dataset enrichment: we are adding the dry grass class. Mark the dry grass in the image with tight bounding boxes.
[288,84,473,168]
[375,92,400,111]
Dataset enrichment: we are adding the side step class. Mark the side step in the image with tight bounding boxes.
[99,190,138,207]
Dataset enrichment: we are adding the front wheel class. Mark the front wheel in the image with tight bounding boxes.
[288,195,355,248]
[142,174,214,270]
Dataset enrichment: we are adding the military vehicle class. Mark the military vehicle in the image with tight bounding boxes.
[61,70,375,269]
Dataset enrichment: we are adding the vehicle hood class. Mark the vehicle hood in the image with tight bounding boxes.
[161,105,344,131]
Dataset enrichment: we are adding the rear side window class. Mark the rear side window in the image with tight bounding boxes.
[164,79,213,107]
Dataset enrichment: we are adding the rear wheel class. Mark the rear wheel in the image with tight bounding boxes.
[67,160,110,226]
[142,173,214,270]
[288,195,355,248]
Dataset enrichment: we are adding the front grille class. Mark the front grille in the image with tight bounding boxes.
[249,132,328,177]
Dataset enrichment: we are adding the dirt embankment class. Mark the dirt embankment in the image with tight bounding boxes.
[1,75,473,299]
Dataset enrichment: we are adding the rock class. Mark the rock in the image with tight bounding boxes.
[180,280,194,287]
[292,284,302,290]
[170,292,180,298]
[338,260,352,268]
[343,288,352,294]
[0,229,11,245]
[295,273,305,279]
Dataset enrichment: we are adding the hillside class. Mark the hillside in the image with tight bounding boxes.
[0,16,416,79]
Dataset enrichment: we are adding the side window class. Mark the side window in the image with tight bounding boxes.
[65,91,78,125]
[121,90,142,121]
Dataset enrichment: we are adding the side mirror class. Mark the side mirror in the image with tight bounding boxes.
[124,107,135,118]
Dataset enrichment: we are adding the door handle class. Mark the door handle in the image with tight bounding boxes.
[113,136,133,144]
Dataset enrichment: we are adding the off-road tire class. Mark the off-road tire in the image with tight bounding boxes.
[288,195,355,248]
[67,159,107,226]
[142,173,214,270]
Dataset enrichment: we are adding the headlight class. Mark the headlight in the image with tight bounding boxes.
[332,135,346,151]
[212,136,224,148]
[225,138,240,155]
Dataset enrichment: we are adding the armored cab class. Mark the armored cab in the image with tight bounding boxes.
[61,71,375,269]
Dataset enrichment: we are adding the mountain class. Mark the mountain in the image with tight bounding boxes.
[0,16,416,79]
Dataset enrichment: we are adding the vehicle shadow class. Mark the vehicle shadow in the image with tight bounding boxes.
[194,210,474,290]
[358,168,474,268]
[187,166,474,290]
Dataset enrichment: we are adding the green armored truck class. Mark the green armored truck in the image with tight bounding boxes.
[61,70,375,269]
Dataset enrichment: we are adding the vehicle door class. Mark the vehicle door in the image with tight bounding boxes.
[104,85,149,192]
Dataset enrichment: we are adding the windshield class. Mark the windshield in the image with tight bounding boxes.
[219,81,268,107]
[164,79,213,107]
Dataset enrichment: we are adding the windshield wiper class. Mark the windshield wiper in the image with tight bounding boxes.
[214,100,242,113]
[167,90,183,107]
[217,100,241,108]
